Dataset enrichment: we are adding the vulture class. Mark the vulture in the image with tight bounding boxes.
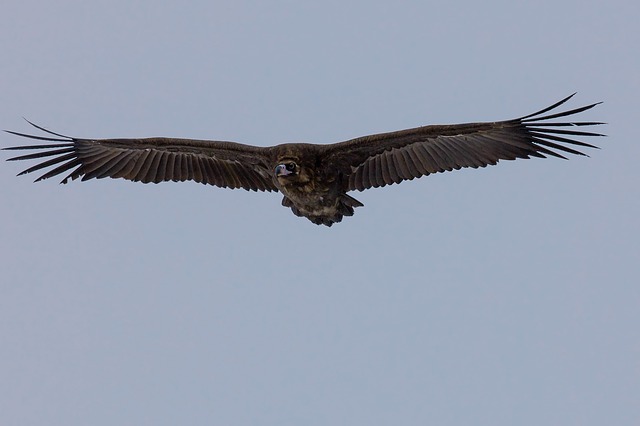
[3,94,604,226]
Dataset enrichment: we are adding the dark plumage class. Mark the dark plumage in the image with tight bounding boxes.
[3,94,604,226]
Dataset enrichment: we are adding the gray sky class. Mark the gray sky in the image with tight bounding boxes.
[1,1,638,425]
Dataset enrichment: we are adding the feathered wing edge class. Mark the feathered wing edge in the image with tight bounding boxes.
[513,92,605,159]
[3,120,80,183]
[3,121,278,191]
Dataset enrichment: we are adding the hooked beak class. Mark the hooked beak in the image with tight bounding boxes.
[275,164,294,177]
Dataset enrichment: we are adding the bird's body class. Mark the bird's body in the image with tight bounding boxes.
[3,94,604,226]
[269,143,362,225]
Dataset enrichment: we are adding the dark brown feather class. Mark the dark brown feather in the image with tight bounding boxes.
[3,130,278,191]
[3,94,604,226]
[330,94,603,191]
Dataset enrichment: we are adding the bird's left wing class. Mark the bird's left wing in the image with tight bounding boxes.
[322,94,604,192]
[3,121,277,192]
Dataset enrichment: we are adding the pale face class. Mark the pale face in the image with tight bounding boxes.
[275,161,297,177]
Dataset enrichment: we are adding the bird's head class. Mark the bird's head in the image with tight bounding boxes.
[274,159,313,187]
[274,152,315,188]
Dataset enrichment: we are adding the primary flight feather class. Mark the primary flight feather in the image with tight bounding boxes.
[3,94,604,226]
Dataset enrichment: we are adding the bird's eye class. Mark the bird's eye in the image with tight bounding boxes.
[286,162,296,171]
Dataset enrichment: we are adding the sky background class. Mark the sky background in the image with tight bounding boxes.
[1,1,638,425]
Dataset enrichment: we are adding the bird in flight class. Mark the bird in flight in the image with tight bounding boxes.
[3,94,604,226]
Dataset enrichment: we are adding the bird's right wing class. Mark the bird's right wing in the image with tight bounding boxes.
[322,94,604,192]
[3,121,278,192]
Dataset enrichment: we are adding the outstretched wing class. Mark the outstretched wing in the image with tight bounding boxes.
[323,94,605,192]
[3,122,277,192]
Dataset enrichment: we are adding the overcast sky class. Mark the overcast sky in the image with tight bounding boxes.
[1,1,638,425]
